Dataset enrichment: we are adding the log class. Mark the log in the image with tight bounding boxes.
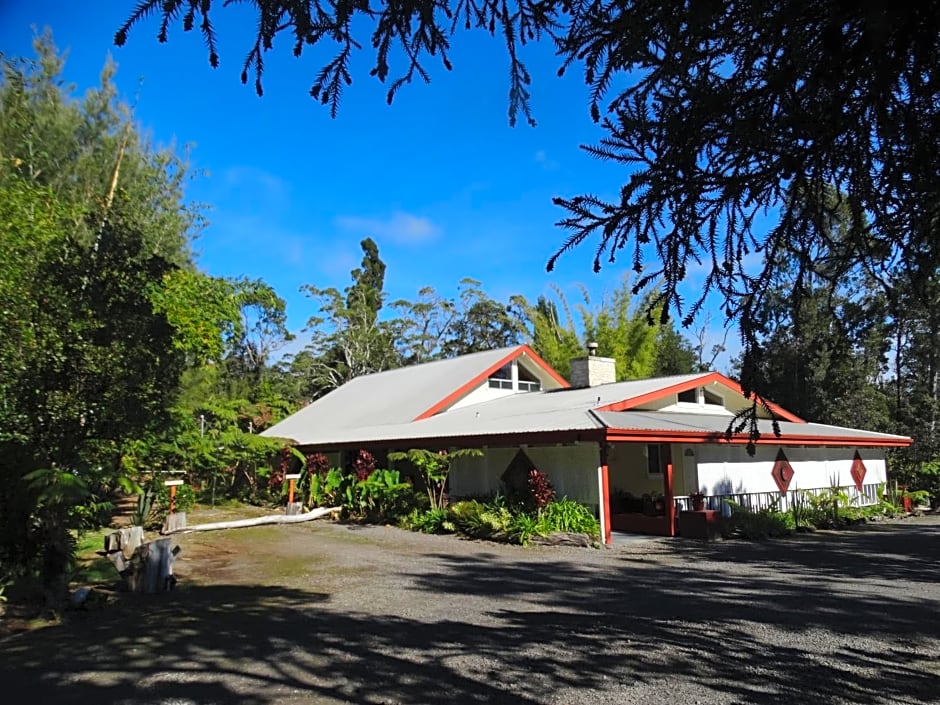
[161,506,342,535]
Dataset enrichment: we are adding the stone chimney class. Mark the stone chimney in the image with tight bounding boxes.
[570,342,616,388]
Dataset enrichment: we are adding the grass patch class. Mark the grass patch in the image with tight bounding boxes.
[72,528,117,585]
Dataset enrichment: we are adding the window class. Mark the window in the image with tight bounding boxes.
[678,388,697,403]
[647,444,662,475]
[703,388,723,406]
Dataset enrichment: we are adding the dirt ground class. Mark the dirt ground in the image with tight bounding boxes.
[1,507,938,705]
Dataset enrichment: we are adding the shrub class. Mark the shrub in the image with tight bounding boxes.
[402,508,454,534]
[346,469,417,521]
[309,468,346,508]
[527,469,556,509]
[536,498,600,537]
[722,502,792,540]
[154,482,196,525]
[351,450,377,481]
[508,513,542,546]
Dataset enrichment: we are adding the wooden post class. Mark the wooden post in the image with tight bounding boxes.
[163,479,186,533]
[663,444,676,537]
[285,473,302,515]
[285,472,300,504]
[164,479,184,514]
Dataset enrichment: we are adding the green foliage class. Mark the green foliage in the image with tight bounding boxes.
[308,468,346,508]
[344,469,416,521]
[535,498,600,537]
[410,498,598,546]
[297,238,399,396]
[722,502,793,540]
[0,36,208,601]
[388,448,483,511]
[149,270,242,363]
[71,528,116,585]
[155,482,196,518]
[401,508,454,534]
[512,277,691,381]
[507,513,541,546]
[131,486,156,528]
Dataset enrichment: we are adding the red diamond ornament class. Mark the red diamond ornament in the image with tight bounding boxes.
[771,449,794,494]
[850,451,867,491]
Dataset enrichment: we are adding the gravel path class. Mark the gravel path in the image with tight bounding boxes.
[2,513,938,705]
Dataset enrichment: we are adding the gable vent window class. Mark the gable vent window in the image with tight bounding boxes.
[487,361,541,392]
[703,388,723,406]
[678,386,724,407]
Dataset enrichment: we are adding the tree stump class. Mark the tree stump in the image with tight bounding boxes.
[162,512,187,533]
[103,529,180,593]
[125,538,180,594]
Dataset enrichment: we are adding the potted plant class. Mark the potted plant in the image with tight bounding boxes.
[690,491,706,511]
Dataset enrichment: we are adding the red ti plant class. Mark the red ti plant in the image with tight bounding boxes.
[527,469,556,509]
[351,450,376,481]
[306,452,330,477]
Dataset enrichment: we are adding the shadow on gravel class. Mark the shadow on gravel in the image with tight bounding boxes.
[411,523,940,704]
[0,523,936,705]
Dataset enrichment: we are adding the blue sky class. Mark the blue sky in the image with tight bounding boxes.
[0,2,737,369]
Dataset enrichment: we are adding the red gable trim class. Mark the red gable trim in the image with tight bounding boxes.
[604,428,911,447]
[414,344,570,421]
[596,371,804,424]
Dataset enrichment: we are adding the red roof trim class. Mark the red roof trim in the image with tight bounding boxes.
[414,344,570,421]
[596,371,805,423]
[603,428,911,448]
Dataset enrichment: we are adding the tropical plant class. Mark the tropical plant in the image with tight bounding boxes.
[388,448,483,511]
[402,508,453,534]
[346,469,415,521]
[535,499,600,537]
[722,501,792,540]
[130,486,156,527]
[308,468,346,509]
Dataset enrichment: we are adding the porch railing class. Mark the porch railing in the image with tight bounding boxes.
[673,482,883,515]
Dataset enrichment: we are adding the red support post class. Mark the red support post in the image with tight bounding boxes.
[288,478,296,505]
[169,484,177,515]
[600,444,612,545]
[663,444,676,537]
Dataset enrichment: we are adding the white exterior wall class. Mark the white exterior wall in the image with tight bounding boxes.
[449,383,516,410]
[450,443,602,512]
[693,445,888,495]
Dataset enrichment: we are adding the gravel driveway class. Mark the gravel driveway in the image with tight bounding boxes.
[2,512,938,705]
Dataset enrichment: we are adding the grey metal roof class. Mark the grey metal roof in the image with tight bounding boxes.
[595,411,911,443]
[262,351,910,448]
[262,346,530,443]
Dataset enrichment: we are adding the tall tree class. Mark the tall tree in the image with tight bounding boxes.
[295,239,399,395]
[0,39,232,601]
[116,2,940,411]
[1,31,200,264]
[0,181,187,601]
[513,277,691,381]
[441,279,523,357]
[747,186,891,431]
